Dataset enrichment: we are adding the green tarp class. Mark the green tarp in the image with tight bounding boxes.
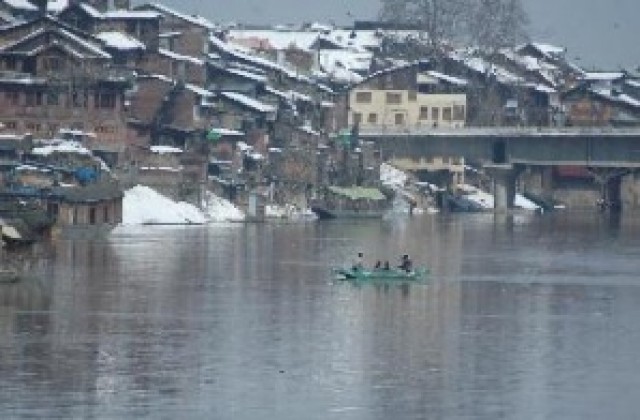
[327,186,386,201]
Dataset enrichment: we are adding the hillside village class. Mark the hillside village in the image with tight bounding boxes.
[0,0,639,242]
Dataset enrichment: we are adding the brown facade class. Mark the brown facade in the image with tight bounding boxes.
[54,197,122,227]
[136,4,211,57]
[0,24,132,153]
[138,51,206,86]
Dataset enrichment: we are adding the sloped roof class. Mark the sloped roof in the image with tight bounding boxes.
[3,0,37,11]
[137,3,214,30]
[0,26,111,59]
[97,31,145,50]
[220,91,276,113]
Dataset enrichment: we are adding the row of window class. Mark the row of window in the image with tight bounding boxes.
[353,105,465,125]
[4,91,118,109]
[354,91,423,104]
[3,120,116,135]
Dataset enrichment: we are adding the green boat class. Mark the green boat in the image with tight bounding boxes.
[334,267,428,282]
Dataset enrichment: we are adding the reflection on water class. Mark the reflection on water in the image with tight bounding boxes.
[0,213,639,419]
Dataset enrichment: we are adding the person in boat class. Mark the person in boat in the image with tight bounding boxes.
[374,260,381,270]
[352,252,364,271]
[383,261,390,270]
[399,254,413,272]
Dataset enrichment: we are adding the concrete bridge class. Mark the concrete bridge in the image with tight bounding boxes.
[359,127,640,211]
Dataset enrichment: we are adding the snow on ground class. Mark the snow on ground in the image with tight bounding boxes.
[458,184,539,210]
[203,191,245,222]
[265,204,317,221]
[122,185,206,225]
[380,163,407,188]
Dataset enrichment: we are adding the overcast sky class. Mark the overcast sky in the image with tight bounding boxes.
[133,0,640,70]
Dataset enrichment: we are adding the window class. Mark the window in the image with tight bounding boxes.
[355,91,372,103]
[47,123,58,134]
[47,92,59,106]
[386,92,402,104]
[25,122,41,132]
[419,106,429,120]
[432,107,440,121]
[443,107,452,121]
[43,57,62,71]
[408,90,417,101]
[5,91,18,105]
[95,92,116,109]
[367,113,377,124]
[453,105,465,121]
[25,92,43,106]
[6,57,16,70]
[353,112,362,125]
[394,113,405,125]
[72,90,88,108]
[126,21,137,35]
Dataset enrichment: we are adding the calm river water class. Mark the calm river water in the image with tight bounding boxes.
[1,212,640,419]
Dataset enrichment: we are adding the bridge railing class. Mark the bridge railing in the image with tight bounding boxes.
[357,125,640,137]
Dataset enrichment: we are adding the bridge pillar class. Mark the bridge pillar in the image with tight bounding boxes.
[485,164,517,213]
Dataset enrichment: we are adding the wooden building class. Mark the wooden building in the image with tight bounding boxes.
[0,17,133,156]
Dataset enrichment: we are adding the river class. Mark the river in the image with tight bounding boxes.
[0,211,639,419]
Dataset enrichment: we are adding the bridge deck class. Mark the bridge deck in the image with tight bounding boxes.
[359,127,640,168]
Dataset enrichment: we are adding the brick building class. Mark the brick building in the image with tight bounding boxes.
[0,18,132,155]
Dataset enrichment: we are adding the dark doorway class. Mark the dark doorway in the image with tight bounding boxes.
[492,141,506,164]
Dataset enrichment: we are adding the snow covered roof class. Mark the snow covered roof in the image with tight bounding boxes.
[499,48,560,87]
[220,66,268,83]
[3,0,37,11]
[359,61,415,84]
[220,91,276,113]
[104,10,161,20]
[47,0,68,13]
[590,87,640,109]
[97,31,145,50]
[59,27,111,58]
[626,79,640,89]
[78,3,103,18]
[583,72,626,82]
[159,48,204,65]
[31,140,91,156]
[210,128,244,136]
[141,3,215,30]
[2,27,111,59]
[150,145,182,154]
[229,29,320,51]
[426,70,467,86]
[185,82,213,97]
[264,85,312,103]
[517,42,566,60]
[449,50,524,85]
[142,74,213,97]
[319,48,373,74]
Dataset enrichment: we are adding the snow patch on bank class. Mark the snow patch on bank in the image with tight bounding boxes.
[380,163,407,188]
[458,184,539,210]
[203,191,245,222]
[122,185,206,225]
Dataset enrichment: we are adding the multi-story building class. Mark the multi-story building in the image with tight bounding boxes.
[0,16,132,156]
[342,61,468,185]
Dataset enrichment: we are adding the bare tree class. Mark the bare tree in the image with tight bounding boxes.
[378,0,528,51]
[379,0,470,48]
[468,0,529,51]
